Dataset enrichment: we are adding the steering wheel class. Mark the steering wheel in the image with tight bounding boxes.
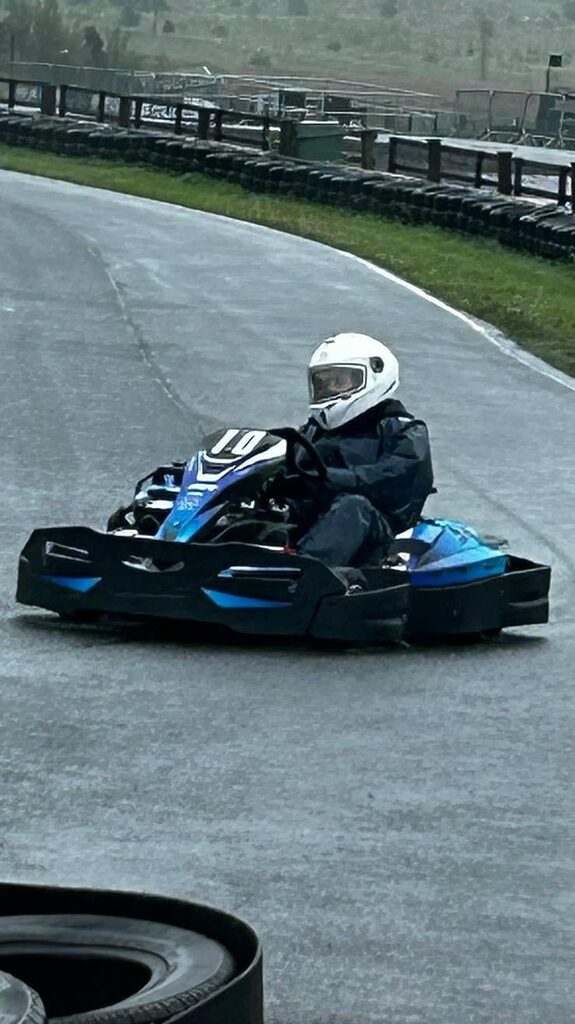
[268,427,328,481]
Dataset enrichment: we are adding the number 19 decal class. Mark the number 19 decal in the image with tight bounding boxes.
[209,428,267,458]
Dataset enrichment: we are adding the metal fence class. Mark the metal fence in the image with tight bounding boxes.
[381,136,574,203]
[456,87,575,148]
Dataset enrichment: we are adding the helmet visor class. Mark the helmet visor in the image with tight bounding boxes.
[309,364,366,403]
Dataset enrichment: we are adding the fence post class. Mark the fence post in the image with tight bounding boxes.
[197,109,210,140]
[214,110,223,142]
[8,80,16,110]
[262,114,270,151]
[174,104,183,134]
[118,96,131,128]
[474,153,484,188]
[360,129,377,170]
[134,98,143,129]
[97,92,106,122]
[58,84,67,117]
[497,150,512,195]
[558,168,568,206]
[278,119,297,157]
[427,138,441,182]
[513,158,523,197]
[40,83,56,116]
[388,136,398,173]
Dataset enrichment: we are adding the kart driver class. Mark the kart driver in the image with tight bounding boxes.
[281,332,434,569]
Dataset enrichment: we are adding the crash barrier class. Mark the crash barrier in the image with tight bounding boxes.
[361,135,575,206]
[3,72,572,199]
[1,113,574,262]
[0,881,263,1024]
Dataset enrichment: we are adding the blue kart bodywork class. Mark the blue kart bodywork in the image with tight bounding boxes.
[16,427,550,644]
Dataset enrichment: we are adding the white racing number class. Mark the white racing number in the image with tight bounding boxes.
[209,429,267,458]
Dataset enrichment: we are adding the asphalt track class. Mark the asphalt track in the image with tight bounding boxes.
[0,171,573,1024]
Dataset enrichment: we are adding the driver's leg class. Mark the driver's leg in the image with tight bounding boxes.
[297,494,393,567]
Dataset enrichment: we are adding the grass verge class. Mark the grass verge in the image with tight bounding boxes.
[1,144,574,377]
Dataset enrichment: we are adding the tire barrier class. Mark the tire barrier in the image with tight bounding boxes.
[1,112,574,261]
[0,882,262,1024]
[0,971,46,1024]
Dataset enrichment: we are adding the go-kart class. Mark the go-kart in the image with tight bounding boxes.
[16,426,551,645]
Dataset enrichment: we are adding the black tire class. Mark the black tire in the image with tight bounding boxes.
[0,972,45,1024]
[58,610,103,624]
[0,915,235,1024]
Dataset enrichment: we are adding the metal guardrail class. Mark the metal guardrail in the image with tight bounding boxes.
[455,87,575,149]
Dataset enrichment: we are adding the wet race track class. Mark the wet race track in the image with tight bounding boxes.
[0,171,574,1023]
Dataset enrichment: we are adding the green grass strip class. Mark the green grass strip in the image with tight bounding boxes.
[1,144,574,378]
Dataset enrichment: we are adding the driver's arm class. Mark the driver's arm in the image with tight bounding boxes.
[322,419,433,513]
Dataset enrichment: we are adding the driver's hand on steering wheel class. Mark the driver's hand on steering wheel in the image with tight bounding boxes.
[264,471,320,503]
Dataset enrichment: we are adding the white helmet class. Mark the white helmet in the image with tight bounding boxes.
[308,333,399,431]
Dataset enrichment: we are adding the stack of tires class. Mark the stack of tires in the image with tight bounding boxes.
[0,110,573,262]
[0,883,262,1024]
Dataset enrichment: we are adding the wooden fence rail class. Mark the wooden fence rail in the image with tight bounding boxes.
[1,72,574,205]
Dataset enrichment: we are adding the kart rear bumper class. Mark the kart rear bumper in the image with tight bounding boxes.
[408,556,550,638]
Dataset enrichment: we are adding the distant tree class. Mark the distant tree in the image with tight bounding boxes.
[246,0,259,14]
[119,0,141,27]
[212,21,229,37]
[563,0,575,20]
[2,0,79,62]
[378,0,398,16]
[288,0,308,14]
[106,25,132,65]
[476,6,495,81]
[150,0,169,37]
[83,24,105,64]
[326,40,341,51]
[162,17,175,32]
[228,0,242,6]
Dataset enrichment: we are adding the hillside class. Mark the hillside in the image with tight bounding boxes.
[7,0,575,101]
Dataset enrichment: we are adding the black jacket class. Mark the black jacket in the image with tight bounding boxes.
[298,398,434,535]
